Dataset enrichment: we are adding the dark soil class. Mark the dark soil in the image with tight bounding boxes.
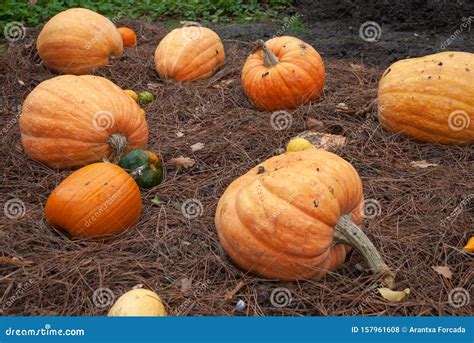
[0,3,473,317]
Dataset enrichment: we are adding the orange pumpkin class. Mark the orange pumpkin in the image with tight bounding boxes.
[37,8,123,75]
[241,36,325,111]
[215,149,394,285]
[19,75,148,169]
[154,23,225,82]
[378,51,474,144]
[118,27,137,47]
[45,162,142,238]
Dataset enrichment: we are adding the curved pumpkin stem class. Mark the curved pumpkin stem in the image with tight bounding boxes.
[181,21,201,28]
[334,215,395,288]
[255,39,279,68]
[108,133,127,162]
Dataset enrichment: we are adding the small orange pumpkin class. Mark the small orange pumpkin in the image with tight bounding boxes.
[45,162,142,238]
[241,36,325,111]
[37,8,123,75]
[20,75,148,169]
[215,149,394,285]
[118,27,137,47]
[154,23,225,82]
[378,51,474,144]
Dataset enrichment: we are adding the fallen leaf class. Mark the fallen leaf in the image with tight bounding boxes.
[306,118,324,130]
[431,265,452,279]
[170,156,195,169]
[410,160,439,169]
[464,236,474,252]
[297,131,346,152]
[151,195,165,205]
[132,284,143,289]
[18,80,25,86]
[190,142,205,152]
[378,288,410,302]
[180,278,192,294]
[0,256,33,267]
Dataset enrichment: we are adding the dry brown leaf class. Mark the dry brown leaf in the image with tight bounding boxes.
[431,265,452,279]
[0,256,33,267]
[378,288,410,302]
[170,156,195,169]
[410,160,439,169]
[306,118,324,130]
[297,131,346,152]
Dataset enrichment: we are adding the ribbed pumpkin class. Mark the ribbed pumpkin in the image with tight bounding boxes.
[20,75,148,169]
[37,8,123,75]
[378,51,474,144]
[241,36,325,111]
[215,149,394,285]
[154,23,225,82]
[45,162,142,238]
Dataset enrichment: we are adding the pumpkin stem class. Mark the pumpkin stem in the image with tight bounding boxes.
[334,215,395,288]
[181,21,201,28]
[255,39,279,68]
[108,133,128,162]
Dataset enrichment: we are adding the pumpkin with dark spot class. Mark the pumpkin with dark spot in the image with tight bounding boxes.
[241,36,325,111]
[378,51,474,144]
[118,149,163,189]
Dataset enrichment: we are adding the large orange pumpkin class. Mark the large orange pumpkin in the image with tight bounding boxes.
[241,36,325,111]
[378,51,473,144]
[215,149,394,285]
[45,162,142,238]
[19,75,148,169]
[154,23,225,82]
[37,8,123,75]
